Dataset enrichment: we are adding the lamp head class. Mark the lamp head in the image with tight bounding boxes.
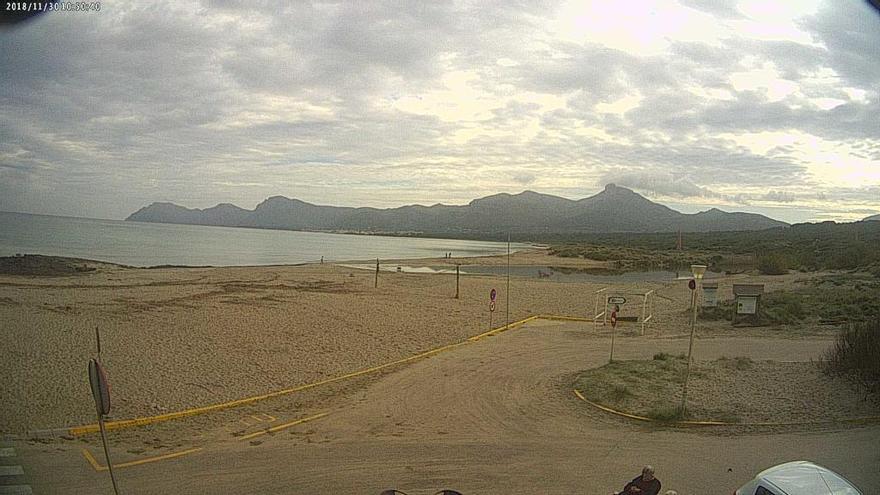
[691,264,707,280]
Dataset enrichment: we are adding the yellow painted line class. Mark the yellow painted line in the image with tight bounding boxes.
[238,412,330,441]
[539,315,593,322]
[254,413,276,422]
[81,447,203,472]
[468,315,539,341]
[67,313,554,436]
[82,447,102,471]
[573,389,880,427]
[573,390,656,422]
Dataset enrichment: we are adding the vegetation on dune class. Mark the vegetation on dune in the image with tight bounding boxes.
[821,318,880,398]
[699,274,880,325]
[546,220,880,274]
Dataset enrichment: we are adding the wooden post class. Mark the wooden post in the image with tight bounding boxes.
[609,323,616,363]
[455,264,460,299]
[374,258,379,288]
[95,326,102,361]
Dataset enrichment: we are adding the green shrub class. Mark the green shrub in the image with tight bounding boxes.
[821,318,880,397]
[757,254,789,275]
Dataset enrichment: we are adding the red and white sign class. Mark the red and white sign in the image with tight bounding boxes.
[610,310,618,328]
[490,288,497,302]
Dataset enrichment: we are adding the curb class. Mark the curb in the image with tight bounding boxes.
[572,389,880,427]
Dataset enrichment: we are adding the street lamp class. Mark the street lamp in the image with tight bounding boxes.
[680,264,707,417]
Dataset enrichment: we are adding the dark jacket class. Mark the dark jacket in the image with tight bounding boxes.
[622,475,661,495]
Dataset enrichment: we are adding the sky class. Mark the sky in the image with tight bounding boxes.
[1,0,879,224]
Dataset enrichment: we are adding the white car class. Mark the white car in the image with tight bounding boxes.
[735,461,863,495]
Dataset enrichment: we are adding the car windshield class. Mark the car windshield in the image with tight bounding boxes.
[1,1,878,494]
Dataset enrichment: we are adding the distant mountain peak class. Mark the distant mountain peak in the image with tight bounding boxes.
[127,188,788,234]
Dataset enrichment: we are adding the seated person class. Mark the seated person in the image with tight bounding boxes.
[616,465,661,495]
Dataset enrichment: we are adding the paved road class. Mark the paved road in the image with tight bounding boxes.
[17,320,880,494]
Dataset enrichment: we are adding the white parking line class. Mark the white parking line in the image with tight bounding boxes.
[0,448,14,458]
[0,465,24,476]
[0,486,33,495]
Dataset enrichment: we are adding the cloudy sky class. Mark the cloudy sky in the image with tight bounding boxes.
[1,0,879,224]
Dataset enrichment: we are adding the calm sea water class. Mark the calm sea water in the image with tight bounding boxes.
[0,212,529,267]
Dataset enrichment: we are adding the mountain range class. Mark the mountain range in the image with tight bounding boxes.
[126,184,790,236]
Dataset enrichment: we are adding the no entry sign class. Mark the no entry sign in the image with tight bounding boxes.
[88,358,110,416]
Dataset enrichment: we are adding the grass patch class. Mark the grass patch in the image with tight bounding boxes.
[718,356,753,370]
[574,356,755,423]
[608,385,635,402]
[646,405,686,422]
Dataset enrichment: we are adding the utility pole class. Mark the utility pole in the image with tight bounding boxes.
[506,233,510,330]
[680,265,706,416]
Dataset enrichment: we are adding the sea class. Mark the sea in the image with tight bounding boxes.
[0,211,530,267]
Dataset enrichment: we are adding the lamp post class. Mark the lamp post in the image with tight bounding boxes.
[680,264,707,416]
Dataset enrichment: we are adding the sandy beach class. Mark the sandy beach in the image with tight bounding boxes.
[0,251,860,434]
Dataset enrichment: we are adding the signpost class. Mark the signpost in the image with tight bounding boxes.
[89,357,120,494]
[609,307,617,363]
[489,288,497,329]
[608,296,627,305]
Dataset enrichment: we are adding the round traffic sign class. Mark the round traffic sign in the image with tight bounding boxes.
[88,359,111,416]
[489,301,496,312]
[610,311,618,328]
[490,288,497,302]
[688,279,696,290]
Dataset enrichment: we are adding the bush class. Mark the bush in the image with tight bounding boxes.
[757,254,789,275]
[762,292,806,323]
[821,318,880,397]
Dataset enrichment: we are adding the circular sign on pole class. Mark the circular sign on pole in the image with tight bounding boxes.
[88,359,111,416]
[688,279,696,291]
[610,311,618,328]
[490,288,497,302]
[489,301,496,312]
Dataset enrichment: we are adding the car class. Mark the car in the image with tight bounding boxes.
[735,461,863,495]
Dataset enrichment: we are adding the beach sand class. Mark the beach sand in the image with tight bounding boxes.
[0,251,854,434]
